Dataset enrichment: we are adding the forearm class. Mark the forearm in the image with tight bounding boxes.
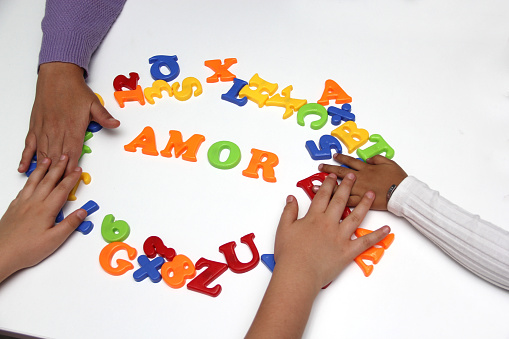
[39,0,127,77]
[246,265,321,339]
[388,176,509,290]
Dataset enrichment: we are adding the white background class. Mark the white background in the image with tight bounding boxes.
[0,1,508,338]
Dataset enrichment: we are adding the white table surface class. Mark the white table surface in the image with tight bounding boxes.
[0,1,508,338]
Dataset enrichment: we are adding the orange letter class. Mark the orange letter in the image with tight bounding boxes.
[317,79,352,106]
[160,130,205,162]
[99,242,138,276]
[204,58,237,83]
[114,85,145,108]
[124,126,159,156]
[331,121,369,153]
[242,148,279,183]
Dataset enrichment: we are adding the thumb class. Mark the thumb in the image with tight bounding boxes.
[278,195,299,227]
[366,155,393,165]
[90,100,120,129]
[47,209,87,247]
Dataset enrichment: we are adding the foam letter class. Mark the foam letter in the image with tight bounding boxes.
[124,126,159,156]
[242,148,279,183]
[160,130,205,162]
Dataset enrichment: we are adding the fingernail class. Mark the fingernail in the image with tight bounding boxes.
[74,166,82,172]
[77,209,87,220]
[42,157,50,164]
[286,195,294,203]
[346,173,355,180]
[318,164,323,171]
[366,191,375,199]
[60,154,66,161]
[18,163,23,171]
[382,226,390,234]
[328,173,337,180]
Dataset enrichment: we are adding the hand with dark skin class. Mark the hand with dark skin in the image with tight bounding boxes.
[18,62,120,176]
[317,153,408,210]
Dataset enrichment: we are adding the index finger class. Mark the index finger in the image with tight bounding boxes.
[308,173,338,214]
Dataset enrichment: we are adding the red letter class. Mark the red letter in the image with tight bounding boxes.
[187,258,228,297]
[219,233,260,274]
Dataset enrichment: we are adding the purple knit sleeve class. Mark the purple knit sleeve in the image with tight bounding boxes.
[38,0,127,78]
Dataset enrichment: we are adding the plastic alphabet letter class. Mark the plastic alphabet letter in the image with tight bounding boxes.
[238,74,278,108]
[76,221,94,235]
[219,233,260,274]
[171,77,203,101]
[331,121,369,153]
[187,258,228,297]
[25,162,37,177]
[68,172,91,201]
[207,141,242,170]
[297,103,329,130]
[114,85,145,108]
[242,148,279,183]
[355,228,395,250]
[95,93,105,106]
[80,145,92,159]
[101,214,131,243]
[265,85,307,119]
[204,58,237,83]
[160,130,205,162]
[149,55,180,82]
[143,236,176,262]
[99,242,138,276]
[317,79,352,106]
[327,104,355,125]
[81,200,99,216]
[354,228,394,277]
[305,135,342,160]
[261,254,275,272]
[84,131,93,143]
[144,79,173,105]
[133,255,165,283]
[113,72,140,91]
[161,254,196,289]
[221,78,248,106]
[87,121,103,133]
[356,134,395,160]
[124,126,159,156]
[296,172,328,199]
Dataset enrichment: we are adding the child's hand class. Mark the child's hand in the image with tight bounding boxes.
[275,172,390,290]
[0,155,87,283]
[246,173,390,338]
[318,154,408,210]
[18,62,120,176]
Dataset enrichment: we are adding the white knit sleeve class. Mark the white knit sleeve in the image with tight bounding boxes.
[388,176,509,290]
